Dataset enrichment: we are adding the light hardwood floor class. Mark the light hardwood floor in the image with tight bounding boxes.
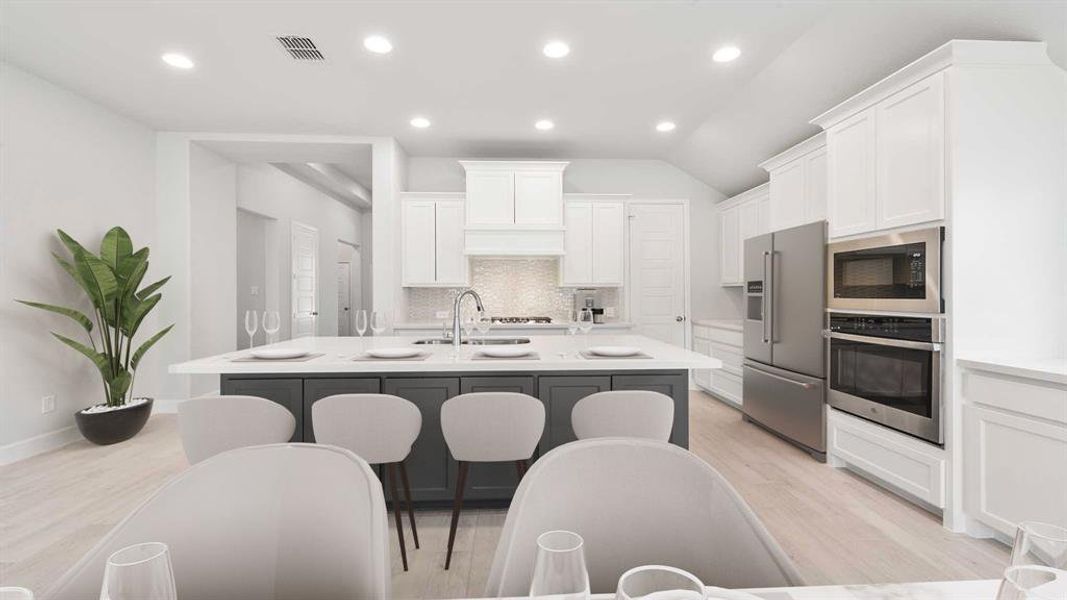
[0,391,1008,598]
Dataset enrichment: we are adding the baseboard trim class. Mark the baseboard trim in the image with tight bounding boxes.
[0,426,82,466]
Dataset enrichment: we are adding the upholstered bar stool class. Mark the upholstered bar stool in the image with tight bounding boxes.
[312,393,422,571]
[571,390,675,441]
[178,395,296,464]
[440,392,545,570]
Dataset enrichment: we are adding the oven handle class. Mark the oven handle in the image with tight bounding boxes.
[827,331,943,352]
[745,363,817,389]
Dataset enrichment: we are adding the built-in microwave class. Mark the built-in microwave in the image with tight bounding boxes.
[827,227,943,314]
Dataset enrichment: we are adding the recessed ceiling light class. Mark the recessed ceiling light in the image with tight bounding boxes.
[542,40,570,59]
[712,46,741,63]
[656,121,677,132]
[410,116,431,129]
[363,35,393,54]
[535,119,555,131]
[161,53,194,70]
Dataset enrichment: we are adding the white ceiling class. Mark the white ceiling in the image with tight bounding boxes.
[2,1,1064,197]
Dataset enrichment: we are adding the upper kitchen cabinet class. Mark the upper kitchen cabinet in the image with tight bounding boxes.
[718,183,769,286]
[814,69,946,238]
[401,192,469,287]
[561,194,627,287]
[460,161,569,255]
[759,132,827,232]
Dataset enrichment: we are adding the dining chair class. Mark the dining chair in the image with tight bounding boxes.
[311,393,422,571]
[47,444,391,600]
[177,395,295,464]
[485,438,803,596]
[571,390,675,441]
[440,392,545,570]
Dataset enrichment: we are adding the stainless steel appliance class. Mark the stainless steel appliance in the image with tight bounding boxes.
[743,221,827,460]
[827,227,943,314]
[492,316,552,324]
[574,289,606,323]
[826,313,944,444]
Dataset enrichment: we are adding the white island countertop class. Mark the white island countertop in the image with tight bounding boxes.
[169,334,721,375]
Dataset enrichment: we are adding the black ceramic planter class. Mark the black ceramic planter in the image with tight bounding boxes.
[74,398,153,445]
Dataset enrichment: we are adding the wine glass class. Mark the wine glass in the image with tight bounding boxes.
[370,311,387,337]
[578,308,594,351]
[462,314,476,342]
[1012,522,1067,569]
[528,530,590,600]
[616,565,706,600]
[99,542,177,600]
[244,310,258,349]
[475,313,493,339]
[261,311,280,345]
[996,565,1067,600]
[354,309,368,349]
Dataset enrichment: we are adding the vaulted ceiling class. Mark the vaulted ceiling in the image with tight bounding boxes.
[2,1,1063,197]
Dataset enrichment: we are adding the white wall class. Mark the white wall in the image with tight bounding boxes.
[404,157,737,325]
[236,163,364,340]
[236,209,269,346]
[0,63,158,452]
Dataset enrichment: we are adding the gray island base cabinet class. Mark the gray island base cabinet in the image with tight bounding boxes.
[220,370,689,507]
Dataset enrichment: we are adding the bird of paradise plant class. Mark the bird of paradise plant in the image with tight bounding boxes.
[17,227,173,408]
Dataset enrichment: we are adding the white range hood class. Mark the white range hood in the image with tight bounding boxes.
[460,160,569,256]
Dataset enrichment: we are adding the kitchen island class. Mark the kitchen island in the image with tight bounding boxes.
[170,334,720,505]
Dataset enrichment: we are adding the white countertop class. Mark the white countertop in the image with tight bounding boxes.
[393,321,634,331]
[957,356,1067,386]
[169,334,721,375]
[692,318,743,331]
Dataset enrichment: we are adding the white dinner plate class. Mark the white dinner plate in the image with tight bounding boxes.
[477,347,532,358]
[250,348,309,360]
[588,345,642,357]
[366,347,422,359]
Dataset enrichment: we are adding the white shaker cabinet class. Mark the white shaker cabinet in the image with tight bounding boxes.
[760,132,827,232]
[460,161,569,256]
[769,159,806,231]
[401,193,469,287]
[718,183,768,287]
[826,108,878,238]
[465,169,514,226]
[514,170,564,225]
[561,195,626,287]
[719,204,741,286]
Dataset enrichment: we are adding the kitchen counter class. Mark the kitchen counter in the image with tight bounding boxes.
[169,334,718,374]
[957,356,1067,386]
[393,321,635,331]
[692,318,743,332]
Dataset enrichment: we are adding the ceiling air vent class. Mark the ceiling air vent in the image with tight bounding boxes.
[276,36,325,61]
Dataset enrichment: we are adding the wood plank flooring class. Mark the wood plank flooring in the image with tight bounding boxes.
[0,391,1008,598]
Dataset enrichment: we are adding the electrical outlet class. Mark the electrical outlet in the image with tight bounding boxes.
[41,395,56,414]
[434,310,450,320]
[605,306,617,318]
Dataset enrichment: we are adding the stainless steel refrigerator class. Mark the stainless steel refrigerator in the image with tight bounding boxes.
[742,221,827,460]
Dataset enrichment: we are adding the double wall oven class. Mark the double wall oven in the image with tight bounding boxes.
[825,227,945,445]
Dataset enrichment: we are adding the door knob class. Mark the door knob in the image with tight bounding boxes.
[311,312,319,316]
[676,316,685,322]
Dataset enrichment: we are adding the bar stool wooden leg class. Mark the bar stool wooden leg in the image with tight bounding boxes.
[386,463,408,571]
[514,459,528,480]
[399,460,419,549]
[445,461,469,570]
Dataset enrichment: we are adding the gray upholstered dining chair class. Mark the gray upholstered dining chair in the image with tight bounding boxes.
[440,392,545,570]
[47,444,391,600]
[311,393,422,571]
[177,395,295,464]
[485,438,803,596]
[571,390,675,441]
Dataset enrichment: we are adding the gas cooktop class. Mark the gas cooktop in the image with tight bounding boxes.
[491,316,553,324]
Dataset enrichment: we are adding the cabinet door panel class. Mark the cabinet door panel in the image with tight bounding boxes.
[561,202,593,285]
[220,378,303,442]
[757,196,771,235]
[466,170,514,226]
[739,199,760,241]
[827,108,877,238]
[876,73,945,229]
[435,200,468,285]
[720,206,740,285]
[401,201,436,285]
[592,203,625,285]
[383,377,460,500]
[692,338,712,389]
[805,147,828,223]
[539,376,611,448]
[769,160,806,231]
[302,378,382,442]
[514,170,562,225]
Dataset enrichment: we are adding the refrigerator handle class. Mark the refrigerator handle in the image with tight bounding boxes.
[763,250,773,344]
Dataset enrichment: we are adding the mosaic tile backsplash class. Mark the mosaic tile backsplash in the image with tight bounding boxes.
[405,259,619,323]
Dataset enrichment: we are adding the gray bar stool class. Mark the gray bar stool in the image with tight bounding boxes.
[440,392,545,570]
[312,393,422,571]
[571,390,675,441]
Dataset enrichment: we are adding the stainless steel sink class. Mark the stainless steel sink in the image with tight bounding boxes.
[412,337,531,345]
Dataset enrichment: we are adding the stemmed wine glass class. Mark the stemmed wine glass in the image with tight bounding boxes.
[996,565,1066,600]
[370,311,387,338]
[99,542,177,600]
[475,313,493,340]
[578,308,594,351]
[261,311,280,345]
[1011,521,1067,569]
[462,314,476,342]
[244,310,258,349]
[529,530,590,600]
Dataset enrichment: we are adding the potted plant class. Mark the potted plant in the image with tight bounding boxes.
[17,227,174,445]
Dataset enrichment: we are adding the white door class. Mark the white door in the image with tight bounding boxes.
[629,203,687,346]
[827,107,878,238]
[291,222,318,338]
[336,263,351,336]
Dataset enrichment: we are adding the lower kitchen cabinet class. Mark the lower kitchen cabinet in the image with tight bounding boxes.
[692,321,744,409]
[383,377,460,501]
[302,377,381,442]
[220,377,304,443]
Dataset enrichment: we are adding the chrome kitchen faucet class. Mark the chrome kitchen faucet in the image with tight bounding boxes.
[451,289,485,348]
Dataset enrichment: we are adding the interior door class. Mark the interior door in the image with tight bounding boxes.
[336,263,350,336]
[290,221,318,338]
[628,203,686,346]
